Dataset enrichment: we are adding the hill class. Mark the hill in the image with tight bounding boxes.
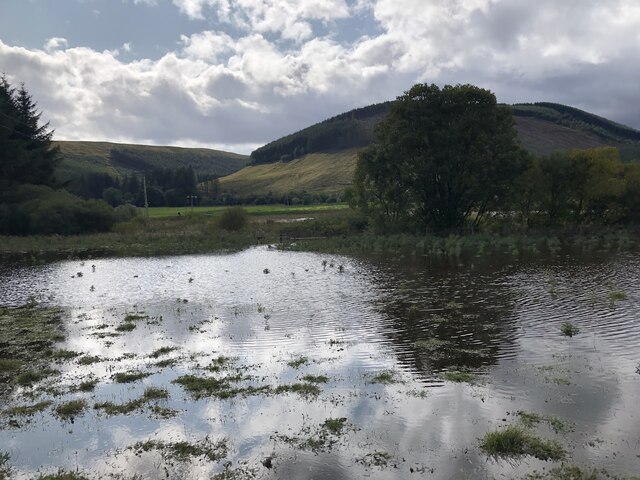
[220,100,640,199]
[249,101,640,166]
[218,149,358,198]
[55,141,249,182]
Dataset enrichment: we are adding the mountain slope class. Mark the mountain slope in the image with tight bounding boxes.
[249,101,640,166]
[224,101,640,198]
[219,149,358,196]
[55,141,249,181]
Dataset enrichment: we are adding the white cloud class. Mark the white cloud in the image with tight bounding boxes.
[172,0,350,41]
[2,0,640,153]
[44,37,69,52]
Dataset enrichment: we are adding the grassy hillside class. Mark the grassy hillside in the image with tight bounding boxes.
[221,101,640,199]
[218,149,358,196]
[55,141,249,181]
[513,116,610,156]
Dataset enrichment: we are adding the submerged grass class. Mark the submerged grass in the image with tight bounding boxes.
[561,322,580,337]
[480,425,565,461]
[53,400,87,420]
[443,370,477,383]
[0,305,66,394]
[4,400,53,417]
[356,451,392,468]
[367,370,399,385]
[94,387,169,416]
[515,411,572,434]
[301,374,329,383]
[130,437,228,462]
[149,346,178,358]
[274,383,321,396]
[112,371,151,384]
[287,356,309,369]
[173,374,268,400]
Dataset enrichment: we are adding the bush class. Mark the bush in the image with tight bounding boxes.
[0,184,116,235]
[114,204,139,222]
[216,207,248,231]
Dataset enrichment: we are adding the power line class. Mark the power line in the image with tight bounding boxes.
[0,110,39,130]
[0,122,36,140]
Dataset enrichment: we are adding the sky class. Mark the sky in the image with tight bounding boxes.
[1,0,639,155]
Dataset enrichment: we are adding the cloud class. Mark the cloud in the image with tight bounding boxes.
[172,0,350,41]
[1,0,640,153]
[44,37,69,53]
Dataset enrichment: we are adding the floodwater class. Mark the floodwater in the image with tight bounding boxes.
[0,247,639,479]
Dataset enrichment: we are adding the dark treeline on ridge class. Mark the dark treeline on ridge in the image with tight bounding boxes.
[250,102,392,164]
[352,83,640,234]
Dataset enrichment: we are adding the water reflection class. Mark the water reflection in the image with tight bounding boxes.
[0,247,639,478]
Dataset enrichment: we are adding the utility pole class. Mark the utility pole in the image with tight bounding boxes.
[187,195,198,215]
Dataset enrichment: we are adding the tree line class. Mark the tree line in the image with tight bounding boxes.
[74,156,203,208]
[0,78,131,235]
[352,83,640,233]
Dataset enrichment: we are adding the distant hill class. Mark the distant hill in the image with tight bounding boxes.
[221,100,640,199]
[218,149,358,197]
[55,141,249,182]
[249,101,640,165]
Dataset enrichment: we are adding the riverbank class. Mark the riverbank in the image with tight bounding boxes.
[1,206,639,263]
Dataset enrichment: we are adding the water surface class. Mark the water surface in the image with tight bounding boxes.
[0,247,639,479]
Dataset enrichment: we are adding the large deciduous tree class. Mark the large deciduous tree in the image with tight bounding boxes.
[353,83,529,232]
[0,76,60,188]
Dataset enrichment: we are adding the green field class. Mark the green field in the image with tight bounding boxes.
[146,203,350,218]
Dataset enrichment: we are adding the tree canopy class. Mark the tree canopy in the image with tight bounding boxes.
[352,83,530,232]
[0,76,60,188]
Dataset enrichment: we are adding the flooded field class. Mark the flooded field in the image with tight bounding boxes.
[0,247,639,479]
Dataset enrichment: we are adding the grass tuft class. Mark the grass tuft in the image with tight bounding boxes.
[560,322,580,337]
[53,400,87,420]
[479,425,565,461]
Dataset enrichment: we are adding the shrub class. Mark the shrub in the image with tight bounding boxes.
[113,203,139,222]
[216,207,248,231]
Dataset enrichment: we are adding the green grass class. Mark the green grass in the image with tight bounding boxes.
[77,355,102,365]
[36,471,90,480]
[287,356,309,369]
[523,464,622,479]
[94,387,169,415]
[149,346,178,358]
[479,425,565,461]
[0,306,66,393]
[173,374,268,400]
[322,417,347,434]
[0,359,22,373]
[130,438,228,462]
[4,400,53,416]
[146,203,349,218]
[53,400,87,420]
[112,371,151,384]
[115,322,136,332]
[561,322,580,337]
[515,411,572,434]
[301,374,329,383]
[608,289,628,302]
[367,371,399,385]
[274,383,321,396]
